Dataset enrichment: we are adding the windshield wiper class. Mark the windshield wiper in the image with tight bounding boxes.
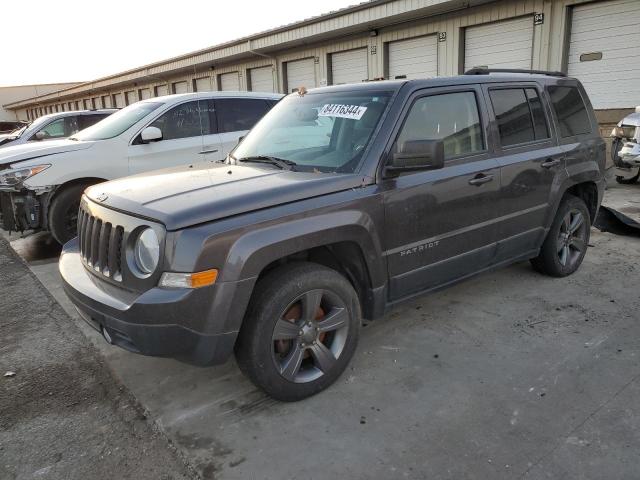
[237,155,297,171]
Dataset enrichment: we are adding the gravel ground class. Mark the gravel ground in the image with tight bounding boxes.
[0,237,195,480]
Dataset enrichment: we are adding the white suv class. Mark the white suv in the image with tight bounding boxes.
[0,91,282,243]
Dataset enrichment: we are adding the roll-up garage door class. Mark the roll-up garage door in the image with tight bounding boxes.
[173,81,188,94]
[219,72,240,91]
[113,93,125,108]
[388,35,438,80]
[155,85,169,97]
[464,16,533,71]
[285,58,316,92]
[139,89,151,100]
[568,0,640,110]
[249,66,274,92]
[194,77,211,92]
[331,48,368,85]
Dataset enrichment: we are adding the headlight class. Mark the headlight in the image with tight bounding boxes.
[0,164,50,187]
[133,228,160,274]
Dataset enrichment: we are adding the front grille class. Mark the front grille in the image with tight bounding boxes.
[77,206,125,282]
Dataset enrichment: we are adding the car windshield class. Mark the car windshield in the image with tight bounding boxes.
[73,102,163,141]
[232,90,392,173]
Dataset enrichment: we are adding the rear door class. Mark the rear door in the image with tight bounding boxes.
[127,100,214,173]
[382,85,502,300]
[213,98,272,156]
[482,83,563,261]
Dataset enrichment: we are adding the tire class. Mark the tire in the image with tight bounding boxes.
[48,183,93,244]
[235,262,361,401]
[615,169,640,184]
[530,194,591,277]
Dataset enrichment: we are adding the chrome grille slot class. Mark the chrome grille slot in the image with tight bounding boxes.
[78,204,125,282]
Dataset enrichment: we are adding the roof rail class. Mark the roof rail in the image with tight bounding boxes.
[464,68,567,77]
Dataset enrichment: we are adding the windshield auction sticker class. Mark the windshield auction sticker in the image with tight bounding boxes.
[318,104,367,120]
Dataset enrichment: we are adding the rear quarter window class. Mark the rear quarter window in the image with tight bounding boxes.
[547,86,592,138]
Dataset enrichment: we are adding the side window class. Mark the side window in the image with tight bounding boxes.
[78,114,109,131]
[215,98,270,133]
[490,88,550,147]
[547,86,592,138]
[65,116,79,135]
[396,91,484,160]
[150,101,211,140]
[525,89,550,140]
[36,118,66,139]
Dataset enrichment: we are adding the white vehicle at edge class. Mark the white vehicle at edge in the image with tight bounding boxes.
[0,91,282,243]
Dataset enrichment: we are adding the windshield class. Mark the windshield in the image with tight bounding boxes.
[232,90,392,173]
[10,124,29,137]
[73,102,163,141]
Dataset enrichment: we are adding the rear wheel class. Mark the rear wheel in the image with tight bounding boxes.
[235,262,360,401]
[530,194,590,277]
[49,183,94,245]
[615,168,640,184]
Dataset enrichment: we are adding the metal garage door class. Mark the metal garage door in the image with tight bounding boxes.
[568,0,640,109]
[219,72,240,91]
[139,89,151,100]
[113,93,124,108]
[331,48,368,85]
[286,58,316,92]
[249,66,274,92]
[155,85,169,97]
[464,16,533,71]
[194,77,211,92]
[173,81,188,94]
[388,35,438,80]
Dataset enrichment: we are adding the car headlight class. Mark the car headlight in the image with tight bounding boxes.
[133,228,160,274]
[0,164,50,187]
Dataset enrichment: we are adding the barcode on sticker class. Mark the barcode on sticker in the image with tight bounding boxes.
[318,104,367,120]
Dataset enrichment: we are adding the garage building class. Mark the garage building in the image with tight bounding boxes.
[4,0,639,134]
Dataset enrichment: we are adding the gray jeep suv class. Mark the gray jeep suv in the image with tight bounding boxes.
[60,70,605,401]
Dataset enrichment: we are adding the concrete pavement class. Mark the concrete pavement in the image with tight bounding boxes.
[5,182,640,479]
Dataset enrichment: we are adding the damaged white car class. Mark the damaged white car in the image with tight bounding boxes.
[612,106,640,184]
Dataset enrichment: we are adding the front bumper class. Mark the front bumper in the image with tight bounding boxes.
[0,189,45,232]
[59,238,244,366]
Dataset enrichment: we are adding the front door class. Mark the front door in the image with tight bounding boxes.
[128,100,216,174]
[382,86,502,300]
[483,84,563,261]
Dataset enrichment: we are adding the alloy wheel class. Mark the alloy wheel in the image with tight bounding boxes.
[557,208,587,268]
[271,289,349,383]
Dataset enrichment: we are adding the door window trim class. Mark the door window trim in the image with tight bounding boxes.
[379,85,491,179]
[484,83,556,153]
[129,98,212,146]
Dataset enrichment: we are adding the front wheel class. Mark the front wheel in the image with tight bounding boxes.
[530,194,591,277]
[48,183,94,245]
[235,262,361,401]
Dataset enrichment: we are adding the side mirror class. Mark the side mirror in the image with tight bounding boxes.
[34,131,46,140]
[385,140,444,176]
[140,126,162,143]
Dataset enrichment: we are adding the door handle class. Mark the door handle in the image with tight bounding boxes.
[541,158,561,169]
[468,173,494,186]
[199,148,219,154]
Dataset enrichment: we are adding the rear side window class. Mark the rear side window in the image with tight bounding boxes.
[547,86,592,137]
[396,91,484,160]
[214,98,271,133]
[490,88,549,147]
[78,114,109,130]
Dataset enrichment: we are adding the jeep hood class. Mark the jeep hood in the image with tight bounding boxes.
[86,162,366,230]
[0,139,94,169]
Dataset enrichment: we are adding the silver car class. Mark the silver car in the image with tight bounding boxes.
[0,109,117,148]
